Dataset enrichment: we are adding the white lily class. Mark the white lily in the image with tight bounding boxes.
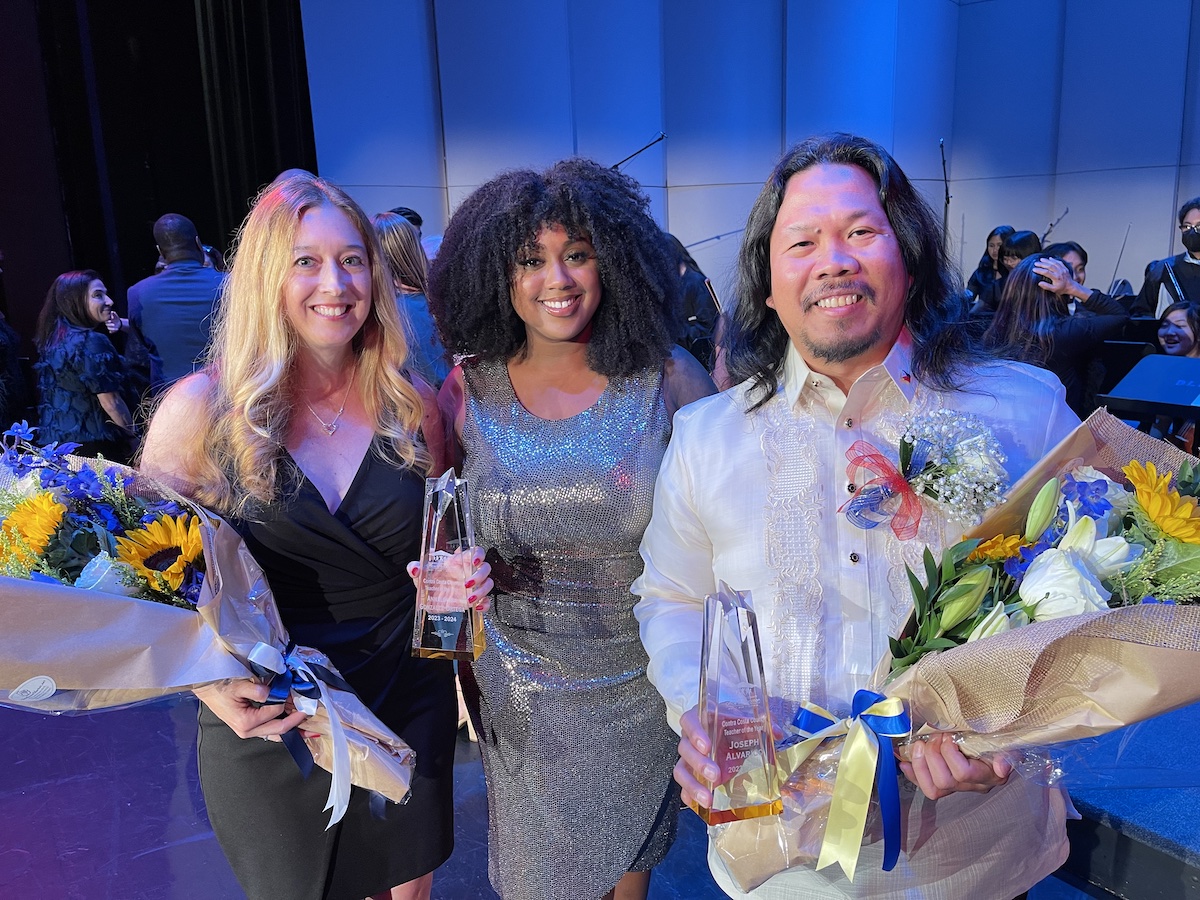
[1019,548,1110,620]
[1057,514,1142,579]
[966,601,1011,642]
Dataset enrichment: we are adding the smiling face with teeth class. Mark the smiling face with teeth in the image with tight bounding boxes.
[1159,308,1199,357]
[282,204,374,363]
[766,163,912,391]
[509,223,602,351]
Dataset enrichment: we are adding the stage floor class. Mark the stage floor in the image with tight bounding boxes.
[0,697,1089,899]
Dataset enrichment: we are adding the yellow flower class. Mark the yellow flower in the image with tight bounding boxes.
[968,533,1024,563]
[116,513,204,591]
[1,492,66,567]
[1124,461,1200,544]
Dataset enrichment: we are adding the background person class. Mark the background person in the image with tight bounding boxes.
[373,211,450,388]
[429,158,715,900]
[127,213,227,395]
[966,223,1014,299]
[140,173,491,900]
[983,254,1128,417]
[1157,301,1200,358]
[34,269,135,460]
[1132,196,1200,316]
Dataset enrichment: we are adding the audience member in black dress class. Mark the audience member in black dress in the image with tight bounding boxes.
[984,254,1128,417]
[33,270,135,460]
[971,229,1042,319]
[966,224,1014,299]
[140,173,491,900]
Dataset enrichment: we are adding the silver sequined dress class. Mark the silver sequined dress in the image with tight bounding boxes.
[461,358,680,900]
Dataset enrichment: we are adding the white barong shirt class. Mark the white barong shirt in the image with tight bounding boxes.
[633,331,1079,899]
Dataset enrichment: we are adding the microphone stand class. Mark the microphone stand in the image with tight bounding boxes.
[1041,207,1069,244]
[940,139,951,253]
[1109,223,1132,293]
[612,132,666,170]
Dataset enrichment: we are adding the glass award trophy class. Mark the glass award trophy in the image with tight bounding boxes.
[412,469,485,661]
[691,581,782,825]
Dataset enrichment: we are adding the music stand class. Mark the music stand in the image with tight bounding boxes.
[1097,355,1200,421]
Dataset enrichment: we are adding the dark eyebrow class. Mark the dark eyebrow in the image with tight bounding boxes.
[780,209,880,235]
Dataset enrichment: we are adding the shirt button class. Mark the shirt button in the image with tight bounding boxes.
[847,483,856,494]
[844,417,853,428]
[849,552,860,564]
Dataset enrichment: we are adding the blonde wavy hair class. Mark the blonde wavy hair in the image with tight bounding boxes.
[373,211,429,295]
[168,173,430,517]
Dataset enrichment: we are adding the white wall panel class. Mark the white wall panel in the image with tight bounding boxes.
[300,0,1200,299]
[300,0,447,226]
[1051,168,1182,292]
[893,0,959,182]
[950,0,1064,180]
[569,0,666,194]
[784,0,898,145]
[1058,0,1192,173]
[665,183,764,300]
[433,0,575,197]
[946,174,1056,279]
[663,0,785,188]
[1183,6,1200,168]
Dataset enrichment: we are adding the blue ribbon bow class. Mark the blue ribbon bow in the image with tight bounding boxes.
[792,689,911,873]
[247,641,354,781]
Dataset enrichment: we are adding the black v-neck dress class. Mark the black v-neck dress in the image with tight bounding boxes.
[197,449,456,900]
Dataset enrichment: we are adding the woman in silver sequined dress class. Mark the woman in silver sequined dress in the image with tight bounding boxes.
[429,159,716,900]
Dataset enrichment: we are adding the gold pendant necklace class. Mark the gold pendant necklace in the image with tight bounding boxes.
[304,366,357,436]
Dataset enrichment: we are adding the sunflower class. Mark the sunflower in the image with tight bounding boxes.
[1124,461,1200,544]
[1,492,67,567]
[967,533,1025,563]
[116,513,204,591]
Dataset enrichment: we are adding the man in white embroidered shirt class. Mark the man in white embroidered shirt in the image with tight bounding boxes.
[632,134,1077,900]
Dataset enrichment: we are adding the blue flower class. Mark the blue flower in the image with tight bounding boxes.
[38,466,72,489]
[91,502,124,534]
[43,441,81,462]
[178,566,205,606]
[4,450,39,479]
[64,467,105,501]
[1141,596,1176,605]
[140,498,186,523]
[1062,474,1112,521]
[1003,539,1053,585]
[104,467,134,490]
[3,421,36,442]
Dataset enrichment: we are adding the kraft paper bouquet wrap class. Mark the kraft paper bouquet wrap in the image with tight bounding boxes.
[0,425,413,824]
[709,410,1200,891]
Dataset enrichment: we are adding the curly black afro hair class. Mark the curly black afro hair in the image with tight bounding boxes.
[428,157,680,376]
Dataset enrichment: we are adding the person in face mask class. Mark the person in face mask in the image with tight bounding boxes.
[1132,196,1200,317]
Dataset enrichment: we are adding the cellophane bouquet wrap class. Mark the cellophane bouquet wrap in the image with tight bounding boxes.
[0,427,413,823]
[712,410,1200,890]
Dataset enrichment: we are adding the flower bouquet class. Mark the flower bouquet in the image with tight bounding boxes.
[0,424,414,824]
[711,410,1200,890]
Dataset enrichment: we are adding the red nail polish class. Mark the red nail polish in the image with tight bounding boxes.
[465,578,476,589]
[466,593,477,604]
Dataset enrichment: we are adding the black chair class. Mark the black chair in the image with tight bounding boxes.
[1123,317,1161,345]
[1095,341,1156,396]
